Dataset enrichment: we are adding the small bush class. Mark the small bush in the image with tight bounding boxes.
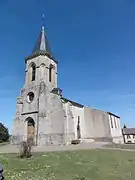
[71,139,80,145]
[19,140,32,158]
[0,122,9,142]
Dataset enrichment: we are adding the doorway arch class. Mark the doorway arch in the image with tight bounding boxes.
[26,117,35,144]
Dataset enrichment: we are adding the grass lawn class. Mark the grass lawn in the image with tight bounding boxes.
[0,150,135,180]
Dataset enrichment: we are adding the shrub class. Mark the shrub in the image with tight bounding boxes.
[19,140,32,158]
[0,122,9,142]
[71,139,80,145]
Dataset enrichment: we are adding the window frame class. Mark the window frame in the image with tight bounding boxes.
[30,63,36,82]
[110,115,113,128]
[127,135,131,139]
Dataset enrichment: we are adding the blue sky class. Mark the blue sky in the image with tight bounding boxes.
[0,0,135,133]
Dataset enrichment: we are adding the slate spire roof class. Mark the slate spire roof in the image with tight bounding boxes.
[26,15,57,63]
[32,24,52,56]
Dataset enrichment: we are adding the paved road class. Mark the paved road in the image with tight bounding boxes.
[0,142,135,153]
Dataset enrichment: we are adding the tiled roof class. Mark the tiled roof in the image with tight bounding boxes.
[61,97,84,108]
[107,112,120,118]
[122,128,135,135]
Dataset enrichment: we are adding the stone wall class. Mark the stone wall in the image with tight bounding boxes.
[108,113,124,144]
[38,133,64,145]
[37,88,66,145]
[25,56,57,90]
[71,105,85,139]
[84,107,111,140]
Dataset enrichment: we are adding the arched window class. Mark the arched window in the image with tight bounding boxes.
[114,117,117,128]
[110,115,113,128]
[49,64,53,82]
[31,64,36,81]
[40,63,45,78]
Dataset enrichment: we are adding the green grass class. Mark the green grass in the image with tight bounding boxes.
[1,150,135,180]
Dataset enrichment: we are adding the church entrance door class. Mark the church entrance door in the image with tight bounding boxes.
[26,117,35,145]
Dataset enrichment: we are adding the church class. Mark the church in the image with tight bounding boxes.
[12,19,124,146]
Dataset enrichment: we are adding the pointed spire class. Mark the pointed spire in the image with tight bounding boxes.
[32,14,53,58]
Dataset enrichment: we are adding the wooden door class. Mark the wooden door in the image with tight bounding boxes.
[27,118,35,144]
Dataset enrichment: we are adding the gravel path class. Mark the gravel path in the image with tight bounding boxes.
[0,142,108,154]
[0,142,135,154]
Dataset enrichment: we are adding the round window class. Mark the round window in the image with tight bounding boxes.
[27,92,34,103]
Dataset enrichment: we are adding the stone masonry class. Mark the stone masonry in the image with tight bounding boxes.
[12,18,124,146]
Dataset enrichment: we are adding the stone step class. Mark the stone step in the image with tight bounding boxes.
[80,138,94,143]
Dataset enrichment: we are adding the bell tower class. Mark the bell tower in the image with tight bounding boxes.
[12,15,66,146]
[25,15,58,90]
